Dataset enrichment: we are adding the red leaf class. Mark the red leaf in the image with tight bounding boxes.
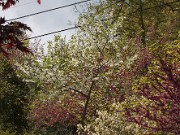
[5,43,14,49]
[2,0,16,10]
[3,1,11,9]
[37,0,41,4]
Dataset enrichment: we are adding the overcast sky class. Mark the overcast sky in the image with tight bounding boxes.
[0,0,91,44]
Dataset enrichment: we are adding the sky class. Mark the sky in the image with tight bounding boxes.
[0,0,91,44]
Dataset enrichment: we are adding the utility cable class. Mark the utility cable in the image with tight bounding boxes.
[23,25,80,40]
[20,0,179,41]
[6,0,91,22]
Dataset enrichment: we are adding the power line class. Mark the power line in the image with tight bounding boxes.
[20,0,179,41]
[23,25,80,40]
[6,0,91,22]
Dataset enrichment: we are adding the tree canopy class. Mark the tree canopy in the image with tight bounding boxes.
[0,0,179,134]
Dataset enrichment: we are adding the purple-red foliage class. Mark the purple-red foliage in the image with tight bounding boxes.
[125,46,180,134]
[0,0,41,56]
[31,92,84,130]
[0,0,18,9]
[0,0,41,9]
[0,17,32,56]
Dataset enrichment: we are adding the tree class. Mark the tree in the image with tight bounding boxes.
[18,1,139,132]
[17,36,84,134]
[125,39,180,134]
[77,103,143,135]
[108,0,179,46]
[12,0,179,134]
[17,25,136,132]
[0,55,31,134]
[0,1,42,134]
[0,0,41,56]
[102,0,179,134]
[74,0,180,134]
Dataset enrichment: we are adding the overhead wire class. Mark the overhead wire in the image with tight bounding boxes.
[6,0,91,22]
[23,25,80,40]
[17,0,179,41]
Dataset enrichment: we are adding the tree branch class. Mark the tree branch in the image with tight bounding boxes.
[69,87,88,98]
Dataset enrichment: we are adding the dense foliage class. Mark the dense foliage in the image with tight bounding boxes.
[0,0,179,135]
[0,55,31,134]
[125,39,180,134]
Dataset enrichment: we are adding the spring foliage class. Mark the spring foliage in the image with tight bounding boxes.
[0,0,179,134]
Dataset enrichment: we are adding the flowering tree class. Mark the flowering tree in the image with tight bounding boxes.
[12,0,179,134]
[125,39,180,134]
[77,103,143,135]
